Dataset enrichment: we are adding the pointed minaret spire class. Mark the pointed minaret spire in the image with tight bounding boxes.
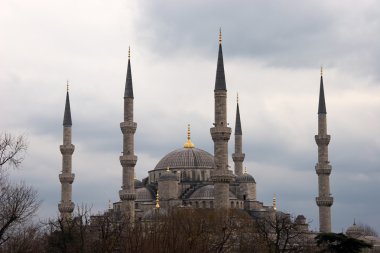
[318,66,326,114]
[63,82,72,127]
[215,29,226,91]
[235,94,242,135]
[124,46,134,98]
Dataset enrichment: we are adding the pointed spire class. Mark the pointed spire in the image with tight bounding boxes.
[318,67,327,114]
[235,94,242,135]
[124,46,134,98]
[184,124,195,148]
[215,29,226,91]
[63,83,72,127]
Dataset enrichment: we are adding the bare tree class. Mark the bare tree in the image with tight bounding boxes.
[0,133,40,248]
[254,212,312,253]
[0,181,40,246]
[357,223,379,237]
[0,132,27,170]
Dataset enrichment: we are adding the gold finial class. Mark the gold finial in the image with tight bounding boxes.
[184,124,195,148]
[244,167,247,174]
[320,66,323,76]
[66,80,69,92]
[273,193,277,211]
[155,191,160,208]
[219,28,222,44]
[128,46,131,60]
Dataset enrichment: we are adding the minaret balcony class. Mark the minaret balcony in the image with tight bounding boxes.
[59,173,75,184]
[210,127,231,141]
[119,190,136,201]
[211,170,235,183]
[316,196,333,207]
[119,155,137,167]
[315,135,331,145]
[58,202,75,213]
[60,144,75,155]
[232,153,245,162]
[315,163,332,175]
[120,122,137,134]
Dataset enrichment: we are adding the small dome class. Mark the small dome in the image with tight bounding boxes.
[134,179,143,188]
[346,222,364,238]
[136,187,154,201]
[236,173,256,183]
[295,215,306,224]
[159,170,178,181]
[154,148,215,171]
[188,185,237,199]
[143,208,168,220]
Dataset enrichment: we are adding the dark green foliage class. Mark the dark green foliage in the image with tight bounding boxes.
[316,232,373,253]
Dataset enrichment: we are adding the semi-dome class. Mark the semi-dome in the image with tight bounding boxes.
[189,185,237,200]
[154,147,215,170]
[136,187,154,201]
[159,170,178,181]
[236,173,256,183]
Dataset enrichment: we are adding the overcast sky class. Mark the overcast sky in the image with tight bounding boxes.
[1,0,379,233]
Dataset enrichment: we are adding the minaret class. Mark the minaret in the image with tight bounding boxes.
[315,67,333,232]
[210,29,234,209]
[232,94,245,176]
[58,83,75,220]
[119,47,137,221]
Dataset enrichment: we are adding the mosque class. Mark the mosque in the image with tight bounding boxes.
[57,31,335,233]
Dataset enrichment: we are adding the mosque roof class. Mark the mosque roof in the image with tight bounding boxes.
[154,147,215,170]
[134,179,143,188]
[158,170,178,181]
[188,185,237,200]
[136,187,154,201]
[63,90,72,127]
[236,173,256,183]
[346,222,365,238]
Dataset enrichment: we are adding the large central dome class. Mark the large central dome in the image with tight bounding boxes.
[154,147,215,170]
